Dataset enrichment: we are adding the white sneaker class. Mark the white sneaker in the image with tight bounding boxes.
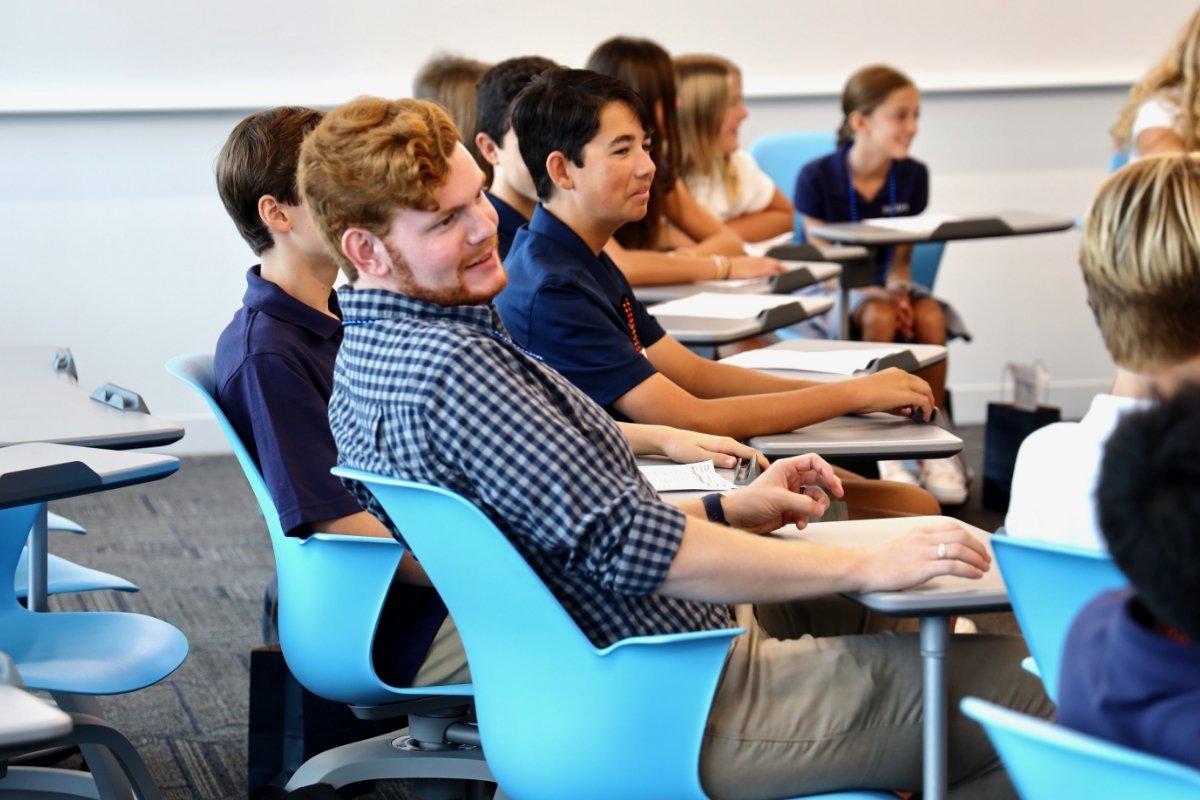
[878,459,920,485]
[920,456,969,506]
[954,616,979,634]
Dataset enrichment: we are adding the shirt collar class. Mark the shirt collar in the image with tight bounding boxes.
[243,265,343,340]
[1081,393,1148,432]
[337,285,504,333]
[529,205,607,267]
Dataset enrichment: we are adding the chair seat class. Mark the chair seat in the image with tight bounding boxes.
[15,548,138,598]
[2,610,188,695]
[46,512,87,535]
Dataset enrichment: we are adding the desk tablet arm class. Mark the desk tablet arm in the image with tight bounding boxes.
[0,462,101,509]
[50,348,77,381]
[769,267,820,294]
[860,350,921,375]
[89,384,150,414]
[929,218,1014,240]
[756,302,812,330]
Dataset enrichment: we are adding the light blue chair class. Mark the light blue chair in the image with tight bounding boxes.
[991,531,1128,702]
[0,500,189,799]
[749,130,946,290]
[961,697,1200,799]
[342,466,893,800]
[15,547,138,599]
[167,354,492,792]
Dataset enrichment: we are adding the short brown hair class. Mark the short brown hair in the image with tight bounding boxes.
[215,106,323,256]
[838,65,915,146]
[1080,153,1200,373]
[297,97,461,277]
[413,54,492,182]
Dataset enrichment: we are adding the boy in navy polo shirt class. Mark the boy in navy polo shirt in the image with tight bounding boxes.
[1058,383,1200,769]
[498,69,942,519]
[212,107,448,688]
[475,56,558,260]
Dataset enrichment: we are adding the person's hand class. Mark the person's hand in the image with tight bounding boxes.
[854,520,991,592]
[850,367,935,422]
[659,428,768,470]
[888,285,915,340]
[721,453,843,533]
[729,255,786,279]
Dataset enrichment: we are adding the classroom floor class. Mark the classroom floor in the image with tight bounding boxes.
[39,424,1015,799]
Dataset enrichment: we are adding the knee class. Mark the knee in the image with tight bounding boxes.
[913,300,947,342]
[857,301,897,341]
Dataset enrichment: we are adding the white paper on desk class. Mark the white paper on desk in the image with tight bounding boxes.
[864,213,961,234]
[692,260,838,290]
[639,461,737,492]
[648,292,800,319]
[743,231,796,257]
[721,347,904,375]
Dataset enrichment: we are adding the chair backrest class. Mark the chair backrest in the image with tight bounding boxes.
[166,354,447,706]
[961,697,1200,799]
[991,531,1128,702]
[1110,149,1130,173]
[749,129,946,288]
[340,467,741,800]
[749,130,835,239]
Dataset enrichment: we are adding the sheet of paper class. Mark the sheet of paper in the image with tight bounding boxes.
[693,260,840,290]
[638,461,737,492]
[722,346,905,375]
[648,292,800,319]
[743,231,796,257]
[864,213,962,234]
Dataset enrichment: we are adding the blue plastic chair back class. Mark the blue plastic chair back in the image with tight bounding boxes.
[991,531,1128,702]
[339,468,743,800]
[749,130,836,239]
[962,697,1200,799]
[749,130,946,288]
[15,548,138,598]
[167,354,470,706]
[1110,150,1130,173]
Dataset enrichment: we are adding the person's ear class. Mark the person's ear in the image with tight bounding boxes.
[546,151,574,192]
[476,132,502,166]
[258,195,291,235]
[341,228,390,278]
[848,109,868,135]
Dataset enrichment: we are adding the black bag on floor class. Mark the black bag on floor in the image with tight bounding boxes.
[982,402,1061,512]
[247,645,402,794]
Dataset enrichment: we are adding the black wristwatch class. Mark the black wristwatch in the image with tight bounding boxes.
[702,493,729,526]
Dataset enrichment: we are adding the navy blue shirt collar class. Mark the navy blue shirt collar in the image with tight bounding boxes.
[486,190,529,261]
[243,265,343,341]
[529,205,611,266]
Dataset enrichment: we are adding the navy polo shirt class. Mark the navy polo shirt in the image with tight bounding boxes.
[1058,588,1200,770]
[215,268,447,687]
[486,190,528,261]
[794,142,928,284]
[496,206,666,409]
[215,267,362,537]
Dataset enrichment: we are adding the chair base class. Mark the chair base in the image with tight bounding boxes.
[287,726,493,791]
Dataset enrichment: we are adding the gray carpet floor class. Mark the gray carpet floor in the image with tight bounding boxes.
[39,424,1015,799]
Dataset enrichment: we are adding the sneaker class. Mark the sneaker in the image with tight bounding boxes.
[953,616,979,634]
[878,459,920,485]
[920,456,969,506]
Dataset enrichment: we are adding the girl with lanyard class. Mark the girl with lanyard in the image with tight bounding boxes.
[585,36,786,287]
[795,64,966,504]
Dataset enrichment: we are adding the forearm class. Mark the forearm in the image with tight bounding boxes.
[680,226,746,258]
[606,245,725,286]
[725,210,794,243]
[680,357,821,398]
[658,516,863,603]
[617,421,672,455]
[887,244,913,285]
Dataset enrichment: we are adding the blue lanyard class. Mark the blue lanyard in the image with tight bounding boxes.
[847,154,897,271]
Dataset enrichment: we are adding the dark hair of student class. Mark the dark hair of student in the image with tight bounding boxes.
[586,36,679,250]
[215,106,324,256]
[476,56,560,143]
[1097,382,1200,640]
[838,64,915,146]
[510,68,653,204]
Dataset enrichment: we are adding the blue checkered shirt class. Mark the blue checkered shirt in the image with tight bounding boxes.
[330,288,730,648]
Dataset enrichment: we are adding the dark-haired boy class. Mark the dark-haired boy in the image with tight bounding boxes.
[1058,383,1200,769]
[496,69,941,519]
[475,55,558,259]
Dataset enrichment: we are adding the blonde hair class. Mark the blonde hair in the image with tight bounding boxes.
[675,54,742,201]
[1112,8,1200,151]
[297,97,460,277]
[838,64,915,146]
[1080,153,1200,372]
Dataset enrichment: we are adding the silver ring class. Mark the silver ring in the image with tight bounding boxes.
[936,542,947,560]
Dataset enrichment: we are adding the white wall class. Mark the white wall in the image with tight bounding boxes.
[2,2,1192,454]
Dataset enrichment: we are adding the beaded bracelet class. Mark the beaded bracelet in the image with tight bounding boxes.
[711,254,733,280]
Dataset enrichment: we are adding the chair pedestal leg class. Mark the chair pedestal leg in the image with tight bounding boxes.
[53,694,162,800]
[287,727,493,790]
